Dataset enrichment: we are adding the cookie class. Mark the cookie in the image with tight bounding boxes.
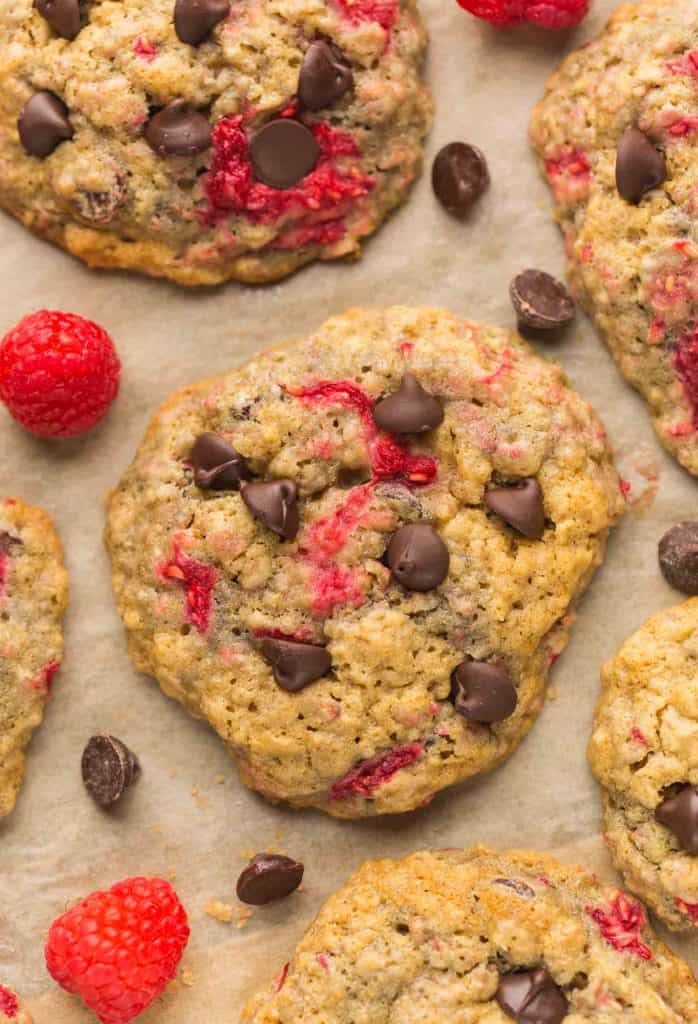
[242,847,698,1023]
[106,306,623,818]
[0,498,68,818]
[0,986,31,1024]
[0,0,431,286]
[530,0,698,476]
[589,599,698,931]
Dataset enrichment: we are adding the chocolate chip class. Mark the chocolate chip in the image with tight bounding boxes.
[81,735,140,808]
[497,969,569,1024]
[249,119,320,190]
[431,142,489,217]
[73,181,125,225]
[0,531,21,554]
[189,432,250,490]
[236,853,304,905]
[616,126,666,205]
[242,479,299,540]
[174,0,230,45]
[492,878,536,900]
[35,0,81,39]
[298,41,354,111]
[373,375,444,434]
[658,522,698,595]
[655,785,698,854]
[450,661,518,724]
[510,270,575,331]
[386,523,449,592]
[261,637,331,692]
[485,479,545,540]
[18,91,73,158]
[144,101,211,156]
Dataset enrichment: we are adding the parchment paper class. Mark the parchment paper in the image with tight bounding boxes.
[1,1,697,1019]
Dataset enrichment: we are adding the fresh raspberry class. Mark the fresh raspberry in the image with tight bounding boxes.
[0,985,19,1018]
[0,310,120,438]
[456,0,589,30]
[45,877,190,1024]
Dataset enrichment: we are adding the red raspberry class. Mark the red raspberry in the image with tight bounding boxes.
[0,985,19,1018]
[45,877,190,1024]
[456,0,588,29]
[0,310,120,438]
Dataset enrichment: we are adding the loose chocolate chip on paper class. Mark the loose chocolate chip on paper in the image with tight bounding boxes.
[262,637,331,692]
[236,853,304,905]
[485,479,545,540]
[658,522,698,595]
[144,101,211,156]
[655,785,698,854]
[174,0,230,46]
[616,126,666,205]
[35,0,81,39]
[431,142,489,216]
[249,119,320,189]
[189,432,250,490]
[298,41,354,111]
[81,735,140,807]
[451,661,518,724]
[373,374,444,434]
[497,969,569,1024]
[510,270,575,331]
[387,523,449,592]
[18,91,74,158]
[242,479,300,540]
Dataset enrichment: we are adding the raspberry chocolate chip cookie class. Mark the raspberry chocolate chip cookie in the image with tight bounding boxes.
[106,306,623,818]
[530,0,698,476]
[0,0,431,286]
[589,599,698,931]
[242,848,698,1023]
[0,498,68,817]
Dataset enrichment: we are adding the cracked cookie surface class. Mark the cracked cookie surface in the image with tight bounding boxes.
[106,306,623,818]
[0,498,68,817]
[242,847,698,1023]
[589,599,698,931]
[530,0,698,476]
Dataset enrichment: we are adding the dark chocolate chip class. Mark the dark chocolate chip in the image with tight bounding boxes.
[174,0,230,45]
[450,661,518,724]
[497,969,569,1024]
[189,432,250,490]
[373,374,444,434]
[81,735,140,808]
[386,523,449,592]
[35,0,81,39]
[236,853,304,905]
[249,119,320,190]
[73,181,125,225]
[298,41,354,111]
[492,878,536,900]
[261,637,331,692]
[485,479,545,540]
[18,91,73,158]
[616,126,666,205]
[0,531,22,554]
[144,100,211,156]
[510,270,575,331]
[431,142,489,217]
[655,785,698,854]
[242,479,299,540]
[658,522,698,595]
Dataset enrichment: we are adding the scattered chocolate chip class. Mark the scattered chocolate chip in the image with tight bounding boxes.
[242,479,299,540]
[386,523,449,592]
[144,101,211,157]
[616,126,666,205]
[451,661,518,724]
[35,0,81,39]
[431,142,489,217]
[174,0,230,45]
[189,432,250,490]
[249,119,320,190]
[658,522,698,595]
[81,735,140,808]
[655,785,698,854]
[485,479,545,540]
[497,969,569,1024]
[236,853,304,905]
[261,637,331,692]
[373,374,444,434]
[298,41,354,111]
[492,878,536,900]
[510,270,575,331]
[18,91,73,158]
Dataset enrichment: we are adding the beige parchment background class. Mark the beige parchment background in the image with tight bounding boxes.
[1,0,697,1019]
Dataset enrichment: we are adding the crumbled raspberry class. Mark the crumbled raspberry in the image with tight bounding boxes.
[133,36,158,60]
[329,742,424,800]
[316,953,331,972]
[0,986,19,1018]
[630,726,648,745]
[676,898,698,921]
[619,478,631,500]
[252,626,313,642]
[668,52,698,77]
[274,964,289,993]
[674,328,698,426]
[31,660,60,693]
[0,311,120,438]
[305,485,374,561]
[587,892,653,960]
[334,0,398,29]
[46,877,190,1024]
[544,148,591,202]
[312,563,367,614]
[456,0,588,29]
[666,117,698,137]
[159,540,217,633]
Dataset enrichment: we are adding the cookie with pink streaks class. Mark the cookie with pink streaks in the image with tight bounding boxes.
[106,307,623,818]
[0,499,68,817]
